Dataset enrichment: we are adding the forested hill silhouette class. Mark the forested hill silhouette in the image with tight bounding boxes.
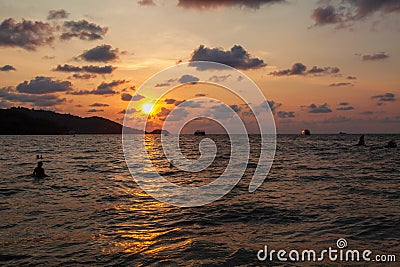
[0,107,141,134]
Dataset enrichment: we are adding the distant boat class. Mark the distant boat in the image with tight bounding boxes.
[301,129,311,136]
[194,130,206,136]
[339,132,347,135]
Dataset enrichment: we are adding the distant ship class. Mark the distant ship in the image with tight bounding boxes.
[301,129,311,136]
[194,130,206,136]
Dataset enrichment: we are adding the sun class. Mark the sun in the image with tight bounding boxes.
[142,103,154,114]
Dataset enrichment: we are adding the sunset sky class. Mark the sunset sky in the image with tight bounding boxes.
[0,0,399,133]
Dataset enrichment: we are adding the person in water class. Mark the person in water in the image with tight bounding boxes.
[386,140,397,148]
[357,135,366,146]
[33,161,46,177]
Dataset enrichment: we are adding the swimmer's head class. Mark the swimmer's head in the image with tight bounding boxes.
[38,161,43,167]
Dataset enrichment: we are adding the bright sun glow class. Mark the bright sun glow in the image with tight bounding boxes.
[142,103,154,114]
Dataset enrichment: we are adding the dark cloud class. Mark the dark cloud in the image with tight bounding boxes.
[311,0,400,27]
[0,87,66,106]
[189,45,266,70]
[346,76,357,80]
[16,76,72,94]
[329,82,353,87]
[87,109,104,113]
[177,0,285,9]
[69,73,97,80]
[89,103,109,107]
[47,9,69,20]
[270,63,306,76]
[61,20,108,41]
[156,107,189,121]
[277,111,295,118]
[270,63,340,76]
[79,44,119,62]
[311,5,343,25]
[308,66,340,75]
[178,74,200,84]
[71,80,127,95]
[0,18,54,50]
[121,93,132,101]
[0,65,16,71]
[195,93,207,97]
[138,0,156,6]
[208,74,231,83]
[54,64,116,74]
[339,102,349,106]
[336,106,354,111]
[119,108,137,114]
[371,93,396,102]
[307,103,332,113]
[155,78,177,87]
[361,52,389,61]
[360,111,376,115]
[82,65,115,74]
[132,94,145,101]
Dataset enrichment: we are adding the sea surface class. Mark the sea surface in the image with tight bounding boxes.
[0,134,399,266]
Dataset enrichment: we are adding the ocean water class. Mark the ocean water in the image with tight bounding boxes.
[0,134,399,266]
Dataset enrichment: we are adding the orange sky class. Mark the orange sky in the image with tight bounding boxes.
[0,0,399,133]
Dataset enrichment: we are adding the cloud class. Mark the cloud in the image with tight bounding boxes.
[311,1,400,27]
[71,80,127,95]
[87,109,104,113]
[54,64,116,74]
[0,65,16,71]
[361,52,389,61]
[311,5,343,25]
[277,111,295,118]
[178,74,200,83]
[195,93,207,97]
[0,87,66,106]
[16,76,72,94]
[138,0,156,6]
[346,76,357,80]
[155,78,177,87]
[329,82,353,87]
[132,94,145,101]
[336,106,354,111]
[307,103,332,113]
[89,103,109,107]
[47,9,69,20]
[266,100,282,114]
[189,45,266,70]
[208,74,231,83]
[371,93,396,102]
[0,18,54,50]
[68,73,97,80]
[119,108,137,114]
[270,63,306,76]
[308,66,340,75]
[78,44,119,62]
[61,20,108,41]
[360,111,376,115]
[177,0,285,10]
[270,63,340,76]
[156,107,189,121]
[121,93,132,101]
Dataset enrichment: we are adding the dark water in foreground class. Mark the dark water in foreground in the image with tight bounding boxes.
[0,134,399,266]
